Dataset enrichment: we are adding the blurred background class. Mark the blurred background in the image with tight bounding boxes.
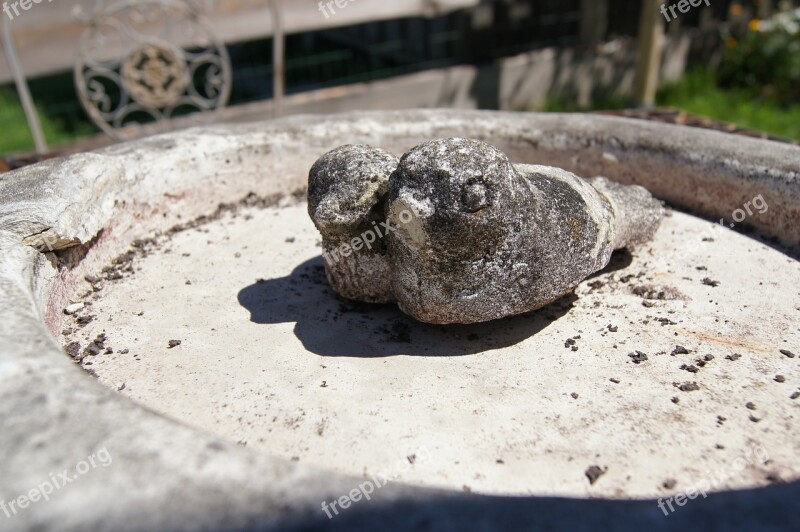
[0,0,798,171]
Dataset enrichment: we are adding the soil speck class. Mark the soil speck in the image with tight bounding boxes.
[64,341,81,360]
[585,465,607,485]
[675,382,700,392]
[628,351,648,364]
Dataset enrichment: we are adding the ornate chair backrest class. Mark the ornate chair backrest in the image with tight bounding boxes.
[74,0,231,140]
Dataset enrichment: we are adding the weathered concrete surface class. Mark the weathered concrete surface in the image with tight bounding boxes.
[63,201,800,501]
[0,110,799,531]
[0,154,123,251]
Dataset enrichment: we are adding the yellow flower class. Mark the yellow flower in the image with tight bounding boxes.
[748,19,760,31]
[730,3,743,17]
[726,37,737,48]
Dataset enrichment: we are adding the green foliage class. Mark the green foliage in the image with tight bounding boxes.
[658,69,800,141]
[540,91,631,113]
[0,87,95,156]
[717,9,800,105]
[538,67,800,142]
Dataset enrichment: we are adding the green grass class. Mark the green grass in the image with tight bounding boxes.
[0,88,95,156]
[657,69,800,141]
[540,68,800,142]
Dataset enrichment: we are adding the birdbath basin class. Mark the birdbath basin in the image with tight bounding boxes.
[1,110,799,530]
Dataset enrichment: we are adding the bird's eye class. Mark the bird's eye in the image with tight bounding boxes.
[462,180,490,213]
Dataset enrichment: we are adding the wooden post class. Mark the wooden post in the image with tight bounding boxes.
[270,0,285,118]
[633,0,664,108]
[579,0,608,44]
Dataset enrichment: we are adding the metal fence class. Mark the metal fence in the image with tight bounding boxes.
[0,0,777,153]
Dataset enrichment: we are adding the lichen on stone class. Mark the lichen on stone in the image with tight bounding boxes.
[308,138,663,324]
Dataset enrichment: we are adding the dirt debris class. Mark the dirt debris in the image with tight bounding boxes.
[585,465,608,485]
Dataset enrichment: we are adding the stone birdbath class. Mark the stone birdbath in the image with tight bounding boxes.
[1,110,799,530]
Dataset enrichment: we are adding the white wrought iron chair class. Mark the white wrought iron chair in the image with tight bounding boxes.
[73,0,232,140]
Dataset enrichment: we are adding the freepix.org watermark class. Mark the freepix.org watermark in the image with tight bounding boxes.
[720,194,768,227]
[322,206,420,265]
[675,193,768,262]
[661,0,711,23]
[657,444,768,516]
[318,0,361,19]
[321,446,432,519]
[1,448,113,519]
[3,0,55,21]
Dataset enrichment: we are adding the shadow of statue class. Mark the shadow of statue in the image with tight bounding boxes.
[237,255,582,358]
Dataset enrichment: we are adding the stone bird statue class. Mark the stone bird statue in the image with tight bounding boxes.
[308,138,663,324]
